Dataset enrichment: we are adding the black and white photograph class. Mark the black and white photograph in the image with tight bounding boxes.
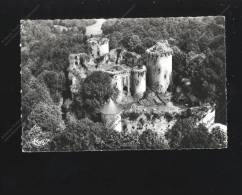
[21,16,227,152]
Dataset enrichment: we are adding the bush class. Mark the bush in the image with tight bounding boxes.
[122,112,140,121]
[99,129,122,150]
[164,112,173,122]
[139,129,169,150]
[209,127,227,148]
[151,112,160,120]
[119,131,140,150]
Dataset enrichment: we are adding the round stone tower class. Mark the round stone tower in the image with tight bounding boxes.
[145,40,173,93]
[131,65,147,98]
[100,98,122,132]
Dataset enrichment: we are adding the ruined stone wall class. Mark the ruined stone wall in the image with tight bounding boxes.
[68,53,88,94]
[99,40,109,56]
[131,66,147,98]
[87,38,109,58]
[109,48,124,64]
[146,53,172,93]
[110,72,131,103]
[88,41,99,58]
[112,74,123,102]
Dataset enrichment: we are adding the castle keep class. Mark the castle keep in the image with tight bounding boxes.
[146,40,173,93]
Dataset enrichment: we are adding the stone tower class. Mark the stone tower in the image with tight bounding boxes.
[104,64,131,103]
[87,37,109,58]
[145,40,173,93]
[68,53,89,94]
[100,98,122,132]
[131,65,147,98]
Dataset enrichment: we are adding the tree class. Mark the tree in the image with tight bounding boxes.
[37,70,66,103]
[22,124,52,152]
[21,65,33,96]
[21,78,53,118]
[171,46,187,82]
[109,31,123,50]
[50,117,105,151]
[82,71,117,121]
[119,131,140,150]
[143,37,156,49]
[209,127,227,148]
[120,34,142,53]
[99,129,122,150]
[27,101,65,133]
[101,19,119,34]
[21,20,53,48]
[165,118,215,149]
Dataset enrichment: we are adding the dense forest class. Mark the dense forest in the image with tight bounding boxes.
[21,17,227,151]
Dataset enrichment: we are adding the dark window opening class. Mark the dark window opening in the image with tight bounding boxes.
[79,58,83,66]
[123,86,128,96]
[158,68,161,74]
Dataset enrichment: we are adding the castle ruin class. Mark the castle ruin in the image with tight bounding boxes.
[68,37,173,100]
[68,37,173,131]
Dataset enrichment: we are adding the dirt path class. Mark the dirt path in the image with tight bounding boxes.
[85,19,106,36]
